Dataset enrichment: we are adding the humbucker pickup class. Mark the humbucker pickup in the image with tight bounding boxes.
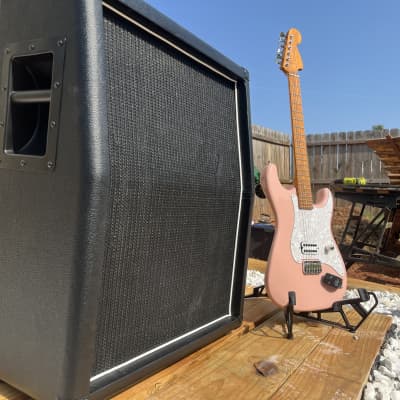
[300,242,318,255]
[303,261,322,275]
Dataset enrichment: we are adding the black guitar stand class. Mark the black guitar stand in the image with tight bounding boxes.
[285,291,296,339]
[245,285,265,298]
[246,286,379,339]
[285,289,378,338]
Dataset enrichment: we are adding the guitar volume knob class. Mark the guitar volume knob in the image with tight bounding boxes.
[324,243,335,253]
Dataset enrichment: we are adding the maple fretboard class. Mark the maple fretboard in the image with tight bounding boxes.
[287,73,312,210]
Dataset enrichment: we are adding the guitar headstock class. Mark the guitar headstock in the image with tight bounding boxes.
[276,28,303,74]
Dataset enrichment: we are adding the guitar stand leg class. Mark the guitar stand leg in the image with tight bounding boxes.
[284,291,296,339]
[294,289,378,333]
[244,285,266,298]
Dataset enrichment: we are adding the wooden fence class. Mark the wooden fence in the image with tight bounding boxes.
[307,128,400,185]
[252,125,290,221]
[251,127,399,221]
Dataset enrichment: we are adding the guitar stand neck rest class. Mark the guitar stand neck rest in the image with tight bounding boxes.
[247,286,378,339]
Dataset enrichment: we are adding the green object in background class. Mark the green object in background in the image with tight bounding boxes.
[254,166,261,185]
[343,177,358,185]
[254,166,266,198]
[343,176,367,185]
[356,177,367,185]
[335,177,367,185]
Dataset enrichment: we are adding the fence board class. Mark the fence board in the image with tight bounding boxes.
[251,127,397,219]
[337,132,347,179]
[306,129,391,184]
[252,125,290,221]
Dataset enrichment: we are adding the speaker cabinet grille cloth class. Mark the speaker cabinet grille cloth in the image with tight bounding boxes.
[94,8,242,377]
[0,1,253,399]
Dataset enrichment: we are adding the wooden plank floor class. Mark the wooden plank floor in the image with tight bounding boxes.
[112,302,390,400]
[0,259,394,400]
[0,306,391,400]
[347,277,400,294]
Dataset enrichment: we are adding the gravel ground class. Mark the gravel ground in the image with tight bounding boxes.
[356,289,400,400]
[246,270,400,399]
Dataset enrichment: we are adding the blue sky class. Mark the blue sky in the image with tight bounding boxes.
[144,0,399,134]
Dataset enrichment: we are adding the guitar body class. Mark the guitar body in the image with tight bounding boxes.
[262,163,347,311]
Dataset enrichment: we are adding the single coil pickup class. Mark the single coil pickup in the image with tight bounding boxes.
[303,261,322,275]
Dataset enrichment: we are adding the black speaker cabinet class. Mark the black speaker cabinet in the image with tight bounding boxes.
[0,1,253,399]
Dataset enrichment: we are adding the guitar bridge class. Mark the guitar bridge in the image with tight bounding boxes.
[303,261,322,275]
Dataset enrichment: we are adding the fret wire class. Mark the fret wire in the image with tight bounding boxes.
[288,73,312,203]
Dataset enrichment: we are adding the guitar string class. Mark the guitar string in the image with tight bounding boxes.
[290,75,305,252]
[289,74,302,263]
[289,74,307,264]
[289,73,318,265]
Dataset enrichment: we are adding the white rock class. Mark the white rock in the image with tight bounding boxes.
[246,269,264,288]
[373,370,393,386]
[383,349,393,359]
[390,391,400,400]
[388,338,397,349]
[378,365,396,379]
[375,383,392,400]
[380,358,393,370]
[363,384,376,400]
[392,361,400,375]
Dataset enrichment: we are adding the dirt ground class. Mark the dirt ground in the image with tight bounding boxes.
[347,263,400,287]
[255,204,400,287]
[333,205,400,288]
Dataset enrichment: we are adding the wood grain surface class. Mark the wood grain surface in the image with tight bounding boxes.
[0,258,394,400]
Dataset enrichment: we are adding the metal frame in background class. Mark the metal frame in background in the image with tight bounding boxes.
[333,183,400,269]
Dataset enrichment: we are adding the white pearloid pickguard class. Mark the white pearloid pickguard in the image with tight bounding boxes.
[290,193,345,277]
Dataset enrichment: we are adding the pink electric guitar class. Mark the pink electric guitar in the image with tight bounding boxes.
[261,28,347,311]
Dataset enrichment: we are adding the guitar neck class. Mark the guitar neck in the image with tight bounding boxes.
[287,73,313,210]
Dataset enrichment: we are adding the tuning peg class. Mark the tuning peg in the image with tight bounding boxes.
[279,32,286,38]
[277,48,282,54]
[275,54,283,64]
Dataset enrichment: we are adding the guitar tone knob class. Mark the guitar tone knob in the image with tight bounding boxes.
[324,243,335,253]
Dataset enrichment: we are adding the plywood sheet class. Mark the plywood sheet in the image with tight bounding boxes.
[0,383,29,400]
[348,277,400,294]
[243,297,279,329]
[115,313,332,400]
[367,135,400,183]
[270,312,392,400]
